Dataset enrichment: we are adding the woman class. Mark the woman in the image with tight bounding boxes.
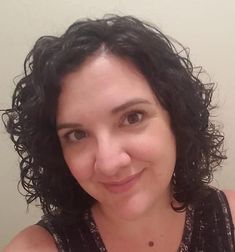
[3,15,235,251]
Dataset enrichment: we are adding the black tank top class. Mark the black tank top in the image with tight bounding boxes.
[37,187,235,251]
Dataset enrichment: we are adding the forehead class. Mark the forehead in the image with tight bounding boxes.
[56,54,157,121]
[61,54,154,95]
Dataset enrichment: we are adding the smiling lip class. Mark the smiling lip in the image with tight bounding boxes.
[103,171,143,194]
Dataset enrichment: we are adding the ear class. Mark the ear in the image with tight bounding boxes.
[223,190,235,224]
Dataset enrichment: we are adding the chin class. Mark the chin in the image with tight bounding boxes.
[112,187,172,221]
[111,192,155,221]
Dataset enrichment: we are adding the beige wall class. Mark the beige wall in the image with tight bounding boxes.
[0,0,234,249]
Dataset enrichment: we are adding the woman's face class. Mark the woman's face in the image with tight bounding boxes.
[56,53,176,220]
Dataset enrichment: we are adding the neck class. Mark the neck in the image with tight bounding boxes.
[92,191,183,237]
[91,197,186,252]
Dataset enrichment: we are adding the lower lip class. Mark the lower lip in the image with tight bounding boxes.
[103,171,143,194]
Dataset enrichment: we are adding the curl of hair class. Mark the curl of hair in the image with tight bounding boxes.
[2,15,226,216]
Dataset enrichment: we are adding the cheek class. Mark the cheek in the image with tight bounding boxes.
[127,126,176,166]
[63,148,94,181]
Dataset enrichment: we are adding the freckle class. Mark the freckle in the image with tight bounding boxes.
[148,241,154,247]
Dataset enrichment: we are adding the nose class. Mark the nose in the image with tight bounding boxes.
[94,134,131,177]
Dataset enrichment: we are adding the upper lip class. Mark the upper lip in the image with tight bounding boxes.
[103,171,142,186]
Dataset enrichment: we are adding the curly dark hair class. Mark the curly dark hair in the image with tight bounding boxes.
[2,15,226,216]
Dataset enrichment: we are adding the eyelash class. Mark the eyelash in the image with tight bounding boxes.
[62,110,146,143]
[63,129,87,142]
[121,110,145,126]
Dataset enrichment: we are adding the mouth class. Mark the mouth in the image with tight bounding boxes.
[103,170,143,194]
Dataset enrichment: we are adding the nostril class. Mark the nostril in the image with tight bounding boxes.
[94,152,131,176]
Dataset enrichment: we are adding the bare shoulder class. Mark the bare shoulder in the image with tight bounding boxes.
[3,225,57,252]
[223,189,235,223]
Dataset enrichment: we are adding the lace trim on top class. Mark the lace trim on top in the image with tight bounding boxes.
[84,206,194,252]
[177,205,195,252]
[217,190,235,250]
[36,188,234,251]
[84,210,107,252]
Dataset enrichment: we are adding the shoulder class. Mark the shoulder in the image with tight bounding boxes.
[223,189,235,224]
[3,225,57,252]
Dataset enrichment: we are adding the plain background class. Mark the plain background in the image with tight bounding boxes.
[0,0,234,249]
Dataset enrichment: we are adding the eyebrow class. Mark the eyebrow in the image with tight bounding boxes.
[111,98,152,114]
[57,122,83,131]
[57,98,152,131]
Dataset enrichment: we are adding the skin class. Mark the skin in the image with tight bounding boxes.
[57,53,177,220]
[56,53,184,251]
[4,190,235,252]
[3,53,235,251]
[3,225,58,252]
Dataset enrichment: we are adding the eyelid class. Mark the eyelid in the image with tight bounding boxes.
[61,128,87,142]
[121,109,146,126]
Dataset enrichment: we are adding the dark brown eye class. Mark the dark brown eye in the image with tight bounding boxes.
[74,130,86,140]
[67,130,87,142]
[123,112,143,125]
